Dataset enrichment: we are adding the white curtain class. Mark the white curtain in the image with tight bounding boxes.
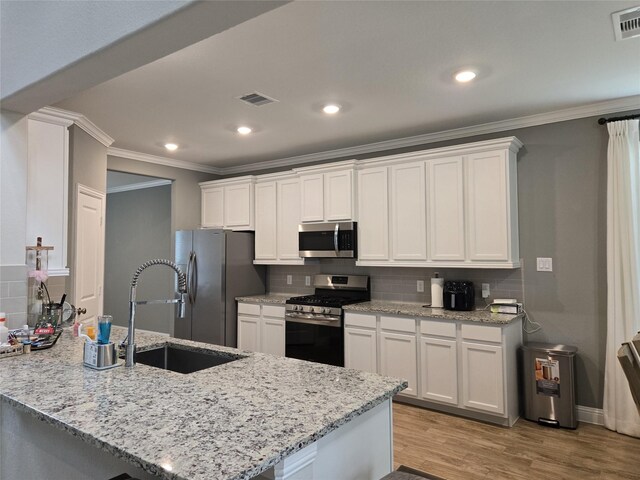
[604,119,640,437]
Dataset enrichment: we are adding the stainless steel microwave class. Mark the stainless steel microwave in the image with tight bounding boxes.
[299,222,357,258]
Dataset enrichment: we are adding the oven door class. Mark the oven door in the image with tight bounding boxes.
[298,222,356,258]
[285,316,344,367]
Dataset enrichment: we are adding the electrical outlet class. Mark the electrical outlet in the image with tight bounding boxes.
[305,276,311,286]
[286,275,293,285]
[482,283,490,298]
[417,280,424,293]
[537,257,553,272]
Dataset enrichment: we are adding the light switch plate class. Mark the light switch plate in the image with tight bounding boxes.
[482,283,490,298]
[417,280,424,293]
[305,276,311,286]
[537,257,553,272]
[286,275,293,285]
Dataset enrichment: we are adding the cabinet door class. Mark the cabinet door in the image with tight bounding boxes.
[345,327,377,373]
[428,157,465,261]
[391,161,427,261]
[277,178,302,260]
[420,336,458,405]
[262,317,285,356]
[27,118,70,275]
[357,167,389,261]
[237,315,260,352]
[461,341,504,414]
[324,170,354,221]
[224,183,253,228]
[379,331,417,396]
[465,150,509,261]
[254,182,277,260]
[300,174,324,222]
[201,186,224,228]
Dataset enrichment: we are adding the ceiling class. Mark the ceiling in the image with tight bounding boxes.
[55,1,640,170]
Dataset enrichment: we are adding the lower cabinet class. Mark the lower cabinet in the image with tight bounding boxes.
[343,311,522,426]
[344,326,377,374]
[379,332,417,397]
[237,303,285,356]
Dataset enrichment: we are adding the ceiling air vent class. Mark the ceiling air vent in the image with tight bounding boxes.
[237,92,278,107]
[612,6,640,41]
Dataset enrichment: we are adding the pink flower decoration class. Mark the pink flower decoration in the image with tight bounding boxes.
[28,270,48,282]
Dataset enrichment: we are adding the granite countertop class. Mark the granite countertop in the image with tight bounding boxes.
[0,327,405,480]
[236,294,292,304]
[343,300,522,324]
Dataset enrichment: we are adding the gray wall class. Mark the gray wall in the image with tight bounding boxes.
[254,113,629,409]
[104,185,172,333]
[107,155,218,232]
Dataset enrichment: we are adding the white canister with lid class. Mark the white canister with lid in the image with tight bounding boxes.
[430,274,444,308]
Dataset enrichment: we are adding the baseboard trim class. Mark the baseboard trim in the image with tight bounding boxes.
[577,405,604,425]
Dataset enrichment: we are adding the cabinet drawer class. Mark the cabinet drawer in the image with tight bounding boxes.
[262,305,285,318]
[461,323,502,343]
[380,315,416,333]
[345,312,377,329]
[420,319,456,338]
[237,302,261,316]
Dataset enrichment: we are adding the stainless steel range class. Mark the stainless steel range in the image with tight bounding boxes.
[285,274,369,366]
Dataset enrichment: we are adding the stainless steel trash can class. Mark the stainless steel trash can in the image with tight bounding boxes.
[522,342,578,428]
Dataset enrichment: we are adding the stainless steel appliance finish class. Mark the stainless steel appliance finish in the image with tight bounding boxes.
[618,332,640,415]
[522,343,578,429]
[174,230,266,348]
[298,221,357,258]
[285,274,369,366]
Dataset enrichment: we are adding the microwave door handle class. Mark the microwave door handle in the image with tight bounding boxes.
[334,223,340,257]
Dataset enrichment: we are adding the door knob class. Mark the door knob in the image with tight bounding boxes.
[76,307,87,315]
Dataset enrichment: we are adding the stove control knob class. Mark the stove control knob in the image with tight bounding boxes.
[323,308,331,314]
[293,305,300,311]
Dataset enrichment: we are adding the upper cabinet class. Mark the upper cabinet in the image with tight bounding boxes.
[27,115,73,276]
[200,176,255,230]
[294,161,357,223]
[356,137,522,269]
[253,173,304,265]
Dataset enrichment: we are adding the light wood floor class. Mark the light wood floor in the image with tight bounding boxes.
[393,402,640,480]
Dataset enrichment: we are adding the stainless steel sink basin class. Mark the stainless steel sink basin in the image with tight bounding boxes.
[131,344,243,374]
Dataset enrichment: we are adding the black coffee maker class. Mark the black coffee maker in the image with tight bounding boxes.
[443,281,475,311]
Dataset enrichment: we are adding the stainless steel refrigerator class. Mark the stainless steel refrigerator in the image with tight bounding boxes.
[174,230,265,347]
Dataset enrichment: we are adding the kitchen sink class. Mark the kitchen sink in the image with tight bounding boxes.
[131,344,243,374]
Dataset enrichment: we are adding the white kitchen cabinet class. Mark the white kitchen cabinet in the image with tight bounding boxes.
[390,161,427,261]
[253,173,303,265]
[254,182,277,260]
[237,314,261,352]
[420,336,458,405]
[379,331,417,397]
[345,313,378,373]
[295,162,357,223]
[357,166,389,261]
[200,176,255,230]
[428,156,465,262]
[465,148,519,264]
[461,341,505,415]
[26,116,73,276]
[237,303,286,356]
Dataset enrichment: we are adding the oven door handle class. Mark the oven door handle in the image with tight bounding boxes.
[285,312,342,327]
[334,223,340,257]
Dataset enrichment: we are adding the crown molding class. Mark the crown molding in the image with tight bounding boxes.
[36,106,114,147]
[107,178,172,194]
[107,147,223,175]
[221,95,640,175]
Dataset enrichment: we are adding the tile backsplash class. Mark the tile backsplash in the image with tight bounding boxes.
[268,259,524,305]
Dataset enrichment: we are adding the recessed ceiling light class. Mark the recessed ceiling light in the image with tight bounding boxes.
[164,143,178,151]
[237,126,252,135]
[322,104,341,115]
[454,70,477,83]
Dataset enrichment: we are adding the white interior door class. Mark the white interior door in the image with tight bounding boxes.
[74,184,105,326]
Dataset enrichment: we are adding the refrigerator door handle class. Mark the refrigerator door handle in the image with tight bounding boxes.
[186,251,194,304]
[191,252,198,303]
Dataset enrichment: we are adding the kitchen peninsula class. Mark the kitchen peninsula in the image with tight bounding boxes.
[0,327,405,480]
